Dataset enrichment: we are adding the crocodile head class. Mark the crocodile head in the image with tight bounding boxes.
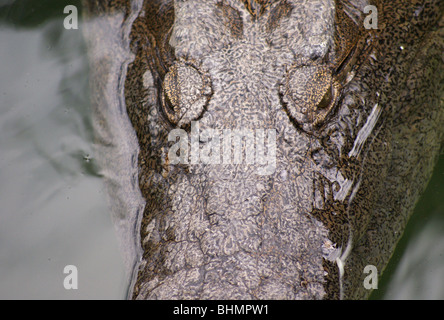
[84,0,444,299]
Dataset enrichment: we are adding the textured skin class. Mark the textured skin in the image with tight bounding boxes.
[83,0,444,299]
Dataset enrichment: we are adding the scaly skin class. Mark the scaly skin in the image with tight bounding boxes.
[83,0,444,299]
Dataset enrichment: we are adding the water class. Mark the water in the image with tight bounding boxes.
[0,0,443,300]
[0,0,127,299]
[371,155,444,299]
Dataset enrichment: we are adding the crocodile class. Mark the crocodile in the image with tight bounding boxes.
[82,0,444,299]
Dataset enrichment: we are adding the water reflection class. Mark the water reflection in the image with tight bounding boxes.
[385,218,444,299]
[372,156,444,300]
[0,1,126,299]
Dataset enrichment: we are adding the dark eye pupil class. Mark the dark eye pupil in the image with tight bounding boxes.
[164,88,177,111]
[317,85,332,110]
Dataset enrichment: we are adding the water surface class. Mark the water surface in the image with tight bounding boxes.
[0,0,127,299]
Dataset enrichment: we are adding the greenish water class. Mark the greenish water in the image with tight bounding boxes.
[0,0,443,300]
[371,155,444,299]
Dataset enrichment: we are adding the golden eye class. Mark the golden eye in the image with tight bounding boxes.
[280,64,338,132]
[163,67,180,115]
[161,60,212,127]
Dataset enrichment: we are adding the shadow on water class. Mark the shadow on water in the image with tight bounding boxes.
[0,0,82,28]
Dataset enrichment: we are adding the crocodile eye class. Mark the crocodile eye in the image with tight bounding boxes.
[162,60,212,127]
[280,64,339,132]
[317,84,333,110]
